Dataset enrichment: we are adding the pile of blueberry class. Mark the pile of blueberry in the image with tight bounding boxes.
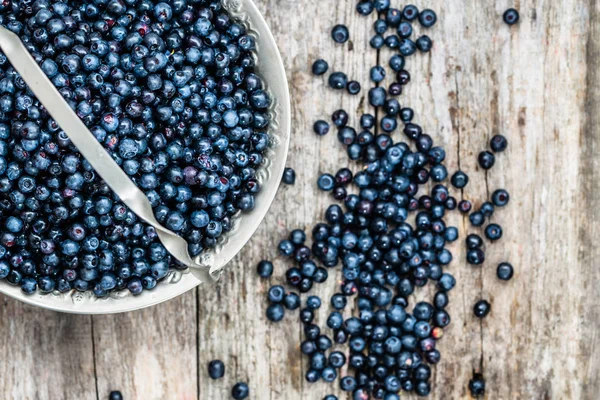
[266,3,519,399]
[0,0,271,296]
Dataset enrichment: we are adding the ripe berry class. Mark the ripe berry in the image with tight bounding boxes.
[208,360,225,380]
[473,300,491,318]
[503,8,520,25]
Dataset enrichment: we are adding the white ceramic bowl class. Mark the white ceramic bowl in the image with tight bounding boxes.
[0,0,291,314]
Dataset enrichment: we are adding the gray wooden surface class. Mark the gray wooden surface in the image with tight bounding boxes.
[1,0,599,399]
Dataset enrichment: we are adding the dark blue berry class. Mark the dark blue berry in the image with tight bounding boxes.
[109,391,123,400]
[418,9,437,27]
[314,120,330,136]
[312,59,329,75]
[490,134,508,152]
[231,382,249,400]
[283,292,301,310]
[282,167,296,185]
[469,373,486,397]
[474,300,491,318]
[503,8,519,25]
[492,189,510,207]
[266,303,285,322]
[478,151,496,169]
[331,25,350,43]
[346,81,361,95]
[317,174,335,191]
[485,223,503,241]
[257,260,274,278]
[497,262,514,281]
[328,72,348,89]
[208,360,225,380]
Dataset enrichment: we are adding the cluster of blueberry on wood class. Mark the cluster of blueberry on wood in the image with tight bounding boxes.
[0,0,272,297]
[274,2,520,399]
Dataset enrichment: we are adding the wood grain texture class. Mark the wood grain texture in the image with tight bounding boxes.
[0,1,599,399]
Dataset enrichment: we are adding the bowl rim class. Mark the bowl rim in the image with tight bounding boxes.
[0,0,291,314]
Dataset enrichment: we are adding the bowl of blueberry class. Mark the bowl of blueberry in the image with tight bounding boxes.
[0,0,291,314]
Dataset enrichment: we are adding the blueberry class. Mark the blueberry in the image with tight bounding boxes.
[397,21,413,38]
[266,303,285,322]
[490,134,508,152]
[492,189,510,207]
[284,292,301,309]
[306,295,321,310]
[314,120,330,136]
[419,9,437,27]
[268,285,285,303]
[466,234,484,249]
[478,151,496,169]
[109,391,123,400]
[257,260,274,278]
[485,223,503,241]
[282,167,296,185]
[340,376,357,392]
[474,300,491,318]
[402,5,419,21]
[231,382,249,400]
[389,55,405,72]
[328,72,348,89]
[497,262,514,281]
[208,360,225,380]
[459,200,472,213]
[503,8,520,25]
[312,59,329,75]
[370,35,385,49]
[399,38,417,56]
[346,81,361,95]
[370,66,386,83]
[356,0,374,14]
[416,35,433,52]
[467,249,485,265]
[331,25,349,43]
[469,211,485,227]
[317,174,335,191]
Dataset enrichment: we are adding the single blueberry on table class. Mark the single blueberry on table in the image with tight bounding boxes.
[469,211,485,227]
[108,391,123,400]
[282,167,296,185]
[266,303,285,322]
[402,5,419,21]
[474,300,491,318]
[492,188,510,207]
[485,223,503,241]
[314,120,330,136]
[490,134,508,152]
[331,25,350,44]
[469,373,486,397]
[268,285,285,303]
[328,72,348,89]
[256,260,274,278]
[231,382,249,400]
[497,262,514,281]
[208,360,225,380]
[467,249,486,265]
[416,35,433,52]
[459,200,473,213]
[356,1,374,16]
[370,66,386,83]
[503,8,520,25]
[284,292,301,310]
[480,202,495,217]
[478,150,496,169]
[317,174,335,191]
[312,59,329,76]
[332,109,349,127]
[346,81,361,95]
[419,9,438,28]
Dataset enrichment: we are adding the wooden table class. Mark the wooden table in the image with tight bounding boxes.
[1,0,598,399]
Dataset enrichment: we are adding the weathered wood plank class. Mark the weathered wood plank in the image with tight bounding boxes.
[92,291,198,400]
[0,296,97,400]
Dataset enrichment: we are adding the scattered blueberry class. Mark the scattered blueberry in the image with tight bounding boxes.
[497,262,514,281]
[108,391,123,400]
[331,25,350,44]
[346,81,361,95]
[503,8,520,25]
[451,171,469,189]
[418,9,437,28]
[473,300,491,318]
[314,120,331,136]
[317,174,335,191]
[208,360,225,380]
[485,223,503,241]
[257,260,274,278]
[282,168,296,185]
[492,189,510,207]
[312,59,329,76]
[490,134,508,152]
[478,151,496,169]
[329,72,348,90]
[231,382,249,400]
